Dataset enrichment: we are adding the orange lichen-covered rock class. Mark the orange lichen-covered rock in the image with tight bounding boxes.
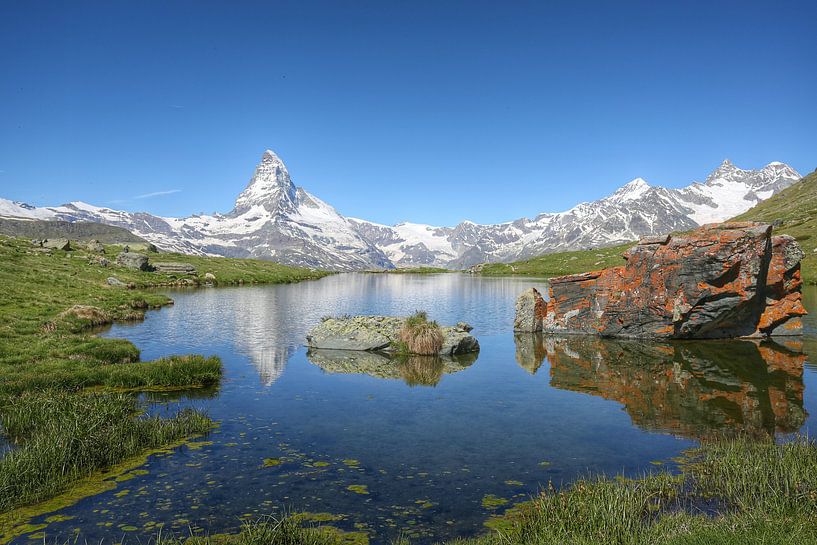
[537,223,805,339]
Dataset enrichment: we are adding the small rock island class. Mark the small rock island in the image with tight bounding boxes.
[515,222,806,339]
[306,312,479,356]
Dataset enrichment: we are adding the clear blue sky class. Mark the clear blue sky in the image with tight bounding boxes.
[1,1,815,226]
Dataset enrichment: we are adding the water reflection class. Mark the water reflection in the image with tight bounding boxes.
[121,274,545,386]
[306,349,478,387]
[515,334,807,439]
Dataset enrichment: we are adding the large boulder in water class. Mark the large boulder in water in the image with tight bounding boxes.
[513,287,547,332]
[527,223,806,339]
[306,315,479,356]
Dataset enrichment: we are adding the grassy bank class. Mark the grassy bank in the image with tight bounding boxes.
[732,169,817,284]
[152,437,817,545]
[0,234,329,518]
[476,243,631,277]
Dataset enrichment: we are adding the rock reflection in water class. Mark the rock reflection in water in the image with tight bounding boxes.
[514,333,807,439]
[306,348,478,387]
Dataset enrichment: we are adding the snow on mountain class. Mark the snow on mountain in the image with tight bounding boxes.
[0,150,391,270]
[0,154,801,270]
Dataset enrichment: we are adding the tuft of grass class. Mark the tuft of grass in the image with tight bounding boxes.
[398,311,444,355]
[155,514,350,545]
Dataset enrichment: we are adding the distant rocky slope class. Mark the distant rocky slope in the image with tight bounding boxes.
[0,218,145,244]
[516,223,806,339]
[732,168,817,284]
[0,151,800,270]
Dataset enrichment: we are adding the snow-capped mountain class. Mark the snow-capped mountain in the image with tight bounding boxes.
[349,160,802,268]
[0,153,801,270]
[0,150,391,270]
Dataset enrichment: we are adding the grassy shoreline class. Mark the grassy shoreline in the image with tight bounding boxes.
[0,234,330,525]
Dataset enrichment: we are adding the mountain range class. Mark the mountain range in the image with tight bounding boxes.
[0,151,801,270]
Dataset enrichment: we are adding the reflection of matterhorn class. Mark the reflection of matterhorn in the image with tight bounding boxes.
[250,345,293,386]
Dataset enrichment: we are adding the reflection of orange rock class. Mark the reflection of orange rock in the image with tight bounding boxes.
[537,224,806,339]
[513,334,807,439]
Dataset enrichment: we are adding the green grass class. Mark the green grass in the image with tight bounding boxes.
[732,168,817,284]
[155,515,364,545]
[477,242,632,277]
[102,243,332,286]
[0,391,211,512]
[458,436,817,545]
[0,234,329,515]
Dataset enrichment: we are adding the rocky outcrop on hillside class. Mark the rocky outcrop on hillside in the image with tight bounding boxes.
[517,223,806,339]
[152,262,198,275]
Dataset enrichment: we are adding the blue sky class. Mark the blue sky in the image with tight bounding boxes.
[1,1,815,226]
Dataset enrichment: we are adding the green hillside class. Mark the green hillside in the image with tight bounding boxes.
[476,242,631,277]
[733,169,817,284]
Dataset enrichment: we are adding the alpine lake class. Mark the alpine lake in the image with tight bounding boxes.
[11,273,817,544]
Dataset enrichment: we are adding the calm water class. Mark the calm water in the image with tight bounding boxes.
[16,274,817,544]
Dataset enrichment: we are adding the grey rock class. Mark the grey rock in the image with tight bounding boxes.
[306,315,479,356]
[116,251,150,271]
[514,287,546,332]
[456,322,473,332]
[440,328,480,355]
[128,242,158,253]
[106,276,126,287]
[86,240,105,253]
[152,262,197,275]
[89,255,110,267]
[43,238,70,251]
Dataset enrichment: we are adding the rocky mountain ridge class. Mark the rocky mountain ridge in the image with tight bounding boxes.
[0,152,801,270]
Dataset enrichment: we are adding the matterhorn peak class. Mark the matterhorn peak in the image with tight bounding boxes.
[610,177,651,202]
[261,149,282,163]
[230,149,297,216]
